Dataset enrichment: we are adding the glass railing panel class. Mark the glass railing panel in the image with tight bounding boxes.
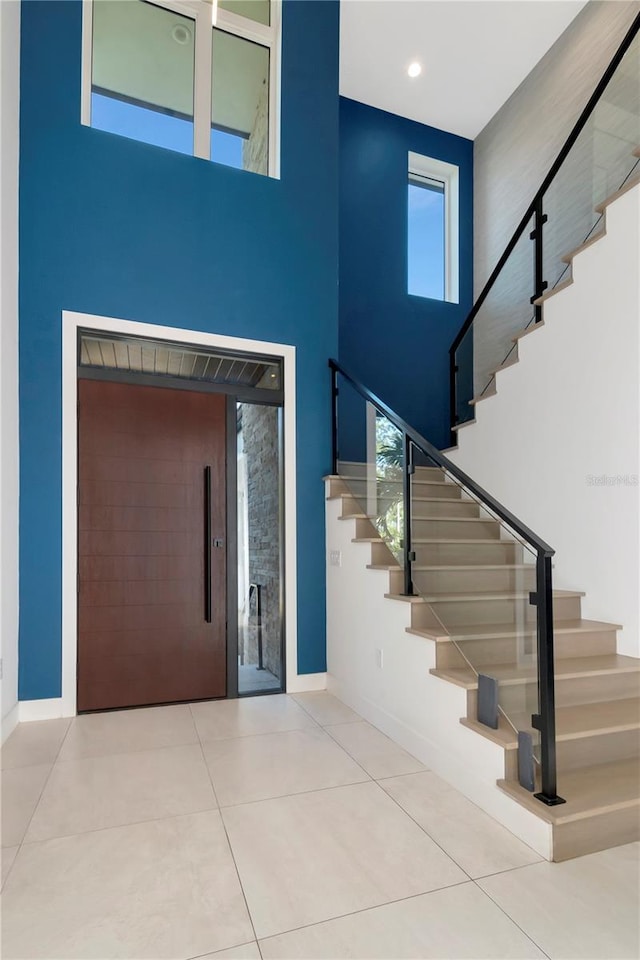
[334,372,405,567]
[408,450,543,786]
[543,31,639,294]
[454,214,535,427]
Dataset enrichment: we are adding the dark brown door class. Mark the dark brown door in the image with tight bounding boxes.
[77,380,227,711]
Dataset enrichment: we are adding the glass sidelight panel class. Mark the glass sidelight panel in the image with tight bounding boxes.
[237,402,283,694]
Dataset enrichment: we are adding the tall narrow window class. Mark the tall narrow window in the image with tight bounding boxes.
[408,174,445,301]
[407,152,459,303]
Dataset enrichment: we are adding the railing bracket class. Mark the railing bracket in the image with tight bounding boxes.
[518,731,536,792]
[477,674,499,730]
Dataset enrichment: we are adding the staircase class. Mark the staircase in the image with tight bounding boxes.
[325,18,639,862]
[325,468,640,861]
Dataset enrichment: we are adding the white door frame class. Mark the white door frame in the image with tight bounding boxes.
[61,309,310,717]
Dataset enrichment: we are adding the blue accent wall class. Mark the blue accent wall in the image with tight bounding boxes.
[18,0,339,699]
[339,97,473,450]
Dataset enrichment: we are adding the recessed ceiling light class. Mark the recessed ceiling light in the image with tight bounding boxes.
[407,62,422,78]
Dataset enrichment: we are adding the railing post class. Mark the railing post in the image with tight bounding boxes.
[402,434,414,597]
[533,551,565,806]
[449,347,458,447]
[530,196,548,324]
[330,363,338,476]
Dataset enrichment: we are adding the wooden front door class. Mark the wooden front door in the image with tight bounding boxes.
[77,380,227,711]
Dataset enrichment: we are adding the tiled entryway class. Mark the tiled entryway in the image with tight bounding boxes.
[1,692,639,959]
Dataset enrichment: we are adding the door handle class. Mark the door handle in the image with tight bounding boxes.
[204,466,212,623]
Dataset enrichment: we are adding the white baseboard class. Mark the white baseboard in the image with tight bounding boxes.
[287,672,327,694]
[1,702,19,743]
[327,674,552,862]
[18,698,74,722]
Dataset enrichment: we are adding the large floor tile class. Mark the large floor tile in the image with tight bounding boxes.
[1,810,253,959]
[1,846,18,887]
[58,704,198,761]
[260,882,545,959]
[203,727,368,806]
[1,719,71,770]
[380,771,542,878]
[1,764,51,847]
[26,744,216,842]
[222,780,466,939]
[327,720,426,779]
[198,944,261,959]
[479,841,640,959]
[191,694,317,743]
[291,691,361,726]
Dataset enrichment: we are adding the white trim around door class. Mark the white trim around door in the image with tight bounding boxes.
[61,309,317,717]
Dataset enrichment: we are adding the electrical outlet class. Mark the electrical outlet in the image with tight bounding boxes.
[375,648,383,669]
[329,550,342,567]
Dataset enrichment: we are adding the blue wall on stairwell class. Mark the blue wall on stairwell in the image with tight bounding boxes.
[339,97,474,451]
[18,0,340,699]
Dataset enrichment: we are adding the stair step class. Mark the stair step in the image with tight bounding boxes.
[452,418,476,432]
[512,320,543,343]
[431,654,640,690]
[594,171,640,214]
[386,589,582,605]
[498,758,640,861]
[533,277,573,306]
[561,227,606,264]
[461,698,640,750]
[407,618,621,644]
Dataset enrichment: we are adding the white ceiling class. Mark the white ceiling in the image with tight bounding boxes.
[340,0,589,139]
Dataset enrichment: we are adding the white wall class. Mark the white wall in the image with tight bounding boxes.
[325,491,552,859]
[449,185,640,658]
[0,0,20,739]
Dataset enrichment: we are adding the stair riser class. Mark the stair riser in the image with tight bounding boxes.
[414,542,522,566]
[392,566,534,594]
[402,567,536,596]
[556,728,640,772]
[419,594,581,629]
[468,672,640,720]
[339,477,462,500]
[553,805,640,862]
[370,541,399,566]
[344,498,480,521]
[411,500,480,519]
[412,519,500,539]
[435,629,618,670]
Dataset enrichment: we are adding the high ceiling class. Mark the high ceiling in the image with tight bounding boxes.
[340,0,589,139]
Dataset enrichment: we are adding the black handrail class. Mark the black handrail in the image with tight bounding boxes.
[450,11,640,358]
[330,357,564,806]
[330,359,553,555]
[449,13,640,438]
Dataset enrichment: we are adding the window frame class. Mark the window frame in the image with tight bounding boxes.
[407,151,459,304]
[81,0,281,178]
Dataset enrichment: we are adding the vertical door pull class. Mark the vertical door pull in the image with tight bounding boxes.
[204,465,212,623]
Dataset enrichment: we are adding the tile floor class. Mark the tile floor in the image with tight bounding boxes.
[1,691,638,959]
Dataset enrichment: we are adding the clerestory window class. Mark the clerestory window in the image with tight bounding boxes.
[82,0,280,177]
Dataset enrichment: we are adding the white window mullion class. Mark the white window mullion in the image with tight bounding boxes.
[193,6,213,160]
[269,0,281,178]
[80,0,94,126]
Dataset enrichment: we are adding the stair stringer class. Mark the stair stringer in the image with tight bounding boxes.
[324,486,553,860]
